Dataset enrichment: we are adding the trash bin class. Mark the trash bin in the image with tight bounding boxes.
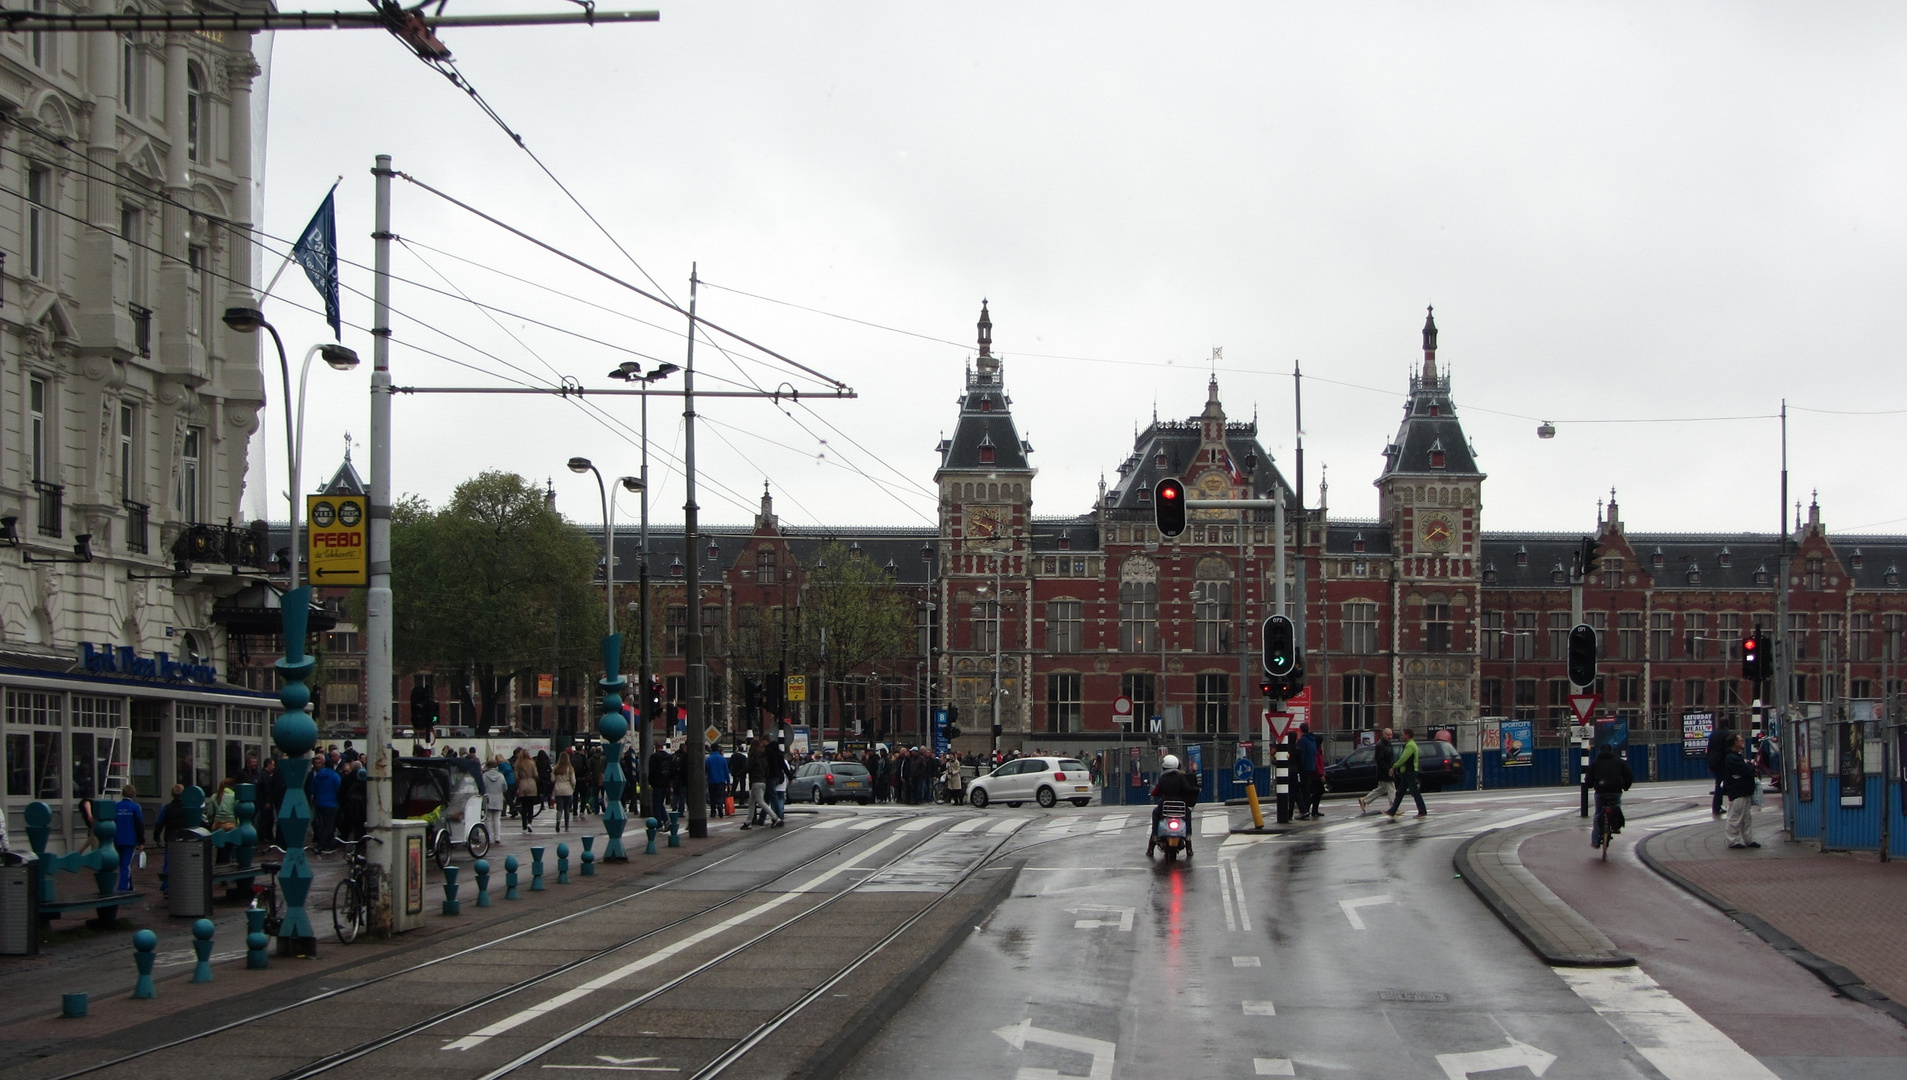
[0,853,39,956]
[168,827,214,918]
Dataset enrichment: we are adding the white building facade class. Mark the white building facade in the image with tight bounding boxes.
[1,6,278,850]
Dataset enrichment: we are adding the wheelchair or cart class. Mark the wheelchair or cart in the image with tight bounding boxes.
[394,756,491,867]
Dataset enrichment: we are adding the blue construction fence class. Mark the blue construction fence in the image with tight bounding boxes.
[1783,717,1907,858]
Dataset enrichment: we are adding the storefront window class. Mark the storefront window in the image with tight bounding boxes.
[4,733,28,796]
[34,730,62,800]
[176,704,219,792]
[71,732,97,800]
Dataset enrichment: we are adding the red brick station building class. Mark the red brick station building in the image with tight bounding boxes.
[275,306,1907,755]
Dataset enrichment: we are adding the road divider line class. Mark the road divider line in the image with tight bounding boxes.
[1482,807,1575,832]
[1338,894,1395,930]
[1233,956,1261,967]
[1095,814,1133,833]
[1219,859,1238,931]
[1228,858,1252,932]
[1557,966,1781,1080]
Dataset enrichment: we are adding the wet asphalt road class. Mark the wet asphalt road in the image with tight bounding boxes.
[838,784,1907,1080]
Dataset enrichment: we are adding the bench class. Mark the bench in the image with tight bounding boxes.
[23,801,146,929]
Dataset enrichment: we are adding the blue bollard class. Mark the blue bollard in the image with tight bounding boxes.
[556,843,570,884]
[442,865,462,916]
[529,846,546,891]
[245,908,270,969]
[132,929,157,998]
[504,855,520,900]
[667,810,682,848]
[580,835,596,877]
[644,817,659,856]
[191,919,215,983]
[474,859,492,907]
[61,992,87,1018]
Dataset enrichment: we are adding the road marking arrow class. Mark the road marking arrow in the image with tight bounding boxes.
[1338,893,1395,930]
[993,1018,1116,1080]
[1066,905,1134,931]
[1435,1038,1556,1080]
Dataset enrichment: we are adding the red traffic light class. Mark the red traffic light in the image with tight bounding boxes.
[1154,478,1188,537]
[1160,486,1178,500]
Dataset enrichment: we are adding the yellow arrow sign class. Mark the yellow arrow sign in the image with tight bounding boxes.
[306,494,368,587]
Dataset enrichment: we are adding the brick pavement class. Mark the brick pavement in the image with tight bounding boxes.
[1644,818,1907,1014]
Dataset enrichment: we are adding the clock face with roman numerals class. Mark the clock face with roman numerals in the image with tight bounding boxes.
[1419,512,1455,552]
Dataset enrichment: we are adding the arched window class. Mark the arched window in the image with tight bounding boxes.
[1119,557,1158,653]
[1193,557,1232,653]
[186,65,203,162]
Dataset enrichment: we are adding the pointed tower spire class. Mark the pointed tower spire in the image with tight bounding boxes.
[1421,304,1439,384]
[974,299,998,381]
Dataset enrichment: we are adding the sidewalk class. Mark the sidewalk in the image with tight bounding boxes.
[1640,818,1907,1023]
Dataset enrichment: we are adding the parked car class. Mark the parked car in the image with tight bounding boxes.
[967,757,1095,809]
[1324,740,1465,793]
[788,760,873,804]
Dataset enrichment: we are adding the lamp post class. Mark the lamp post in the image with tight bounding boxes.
[221,305,358,957]
[568,457,641,861]
[607,360,678,819]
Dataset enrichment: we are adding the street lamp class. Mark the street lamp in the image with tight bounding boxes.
[568,457,641,862]
[221,304,358,958]
[606,361,677,818]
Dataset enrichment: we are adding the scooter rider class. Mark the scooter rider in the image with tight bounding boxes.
[1148,754,1200,857]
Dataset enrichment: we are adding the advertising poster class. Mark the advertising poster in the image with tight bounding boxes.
[932,708,949,754]
[1482,721,1501,752]
[790,725,811,756]
[406,834,425,915]
[1431,725,1457,745]
[1898,727,1907,816]
[1795,719,1812,802]
[1128,746,1144,787]
[1841,722,1866,808]
[1187,743,1204,778]
[1682,711,1715,759]
[1500,720,1533,767]
[1595,717,1629,754]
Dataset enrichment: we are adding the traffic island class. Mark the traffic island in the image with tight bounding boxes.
[1455,825,1634,967]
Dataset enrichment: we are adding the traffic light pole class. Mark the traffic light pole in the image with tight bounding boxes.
[1571,557,1587,818]
[682,268,710,841]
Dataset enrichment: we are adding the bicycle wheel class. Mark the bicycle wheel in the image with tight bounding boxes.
[432,828,451,869]
[1599,808,1613,861]
[332,878,365,944]
[466,824,491,859]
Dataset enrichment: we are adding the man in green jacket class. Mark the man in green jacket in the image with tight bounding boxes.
[1385,729,1429,818]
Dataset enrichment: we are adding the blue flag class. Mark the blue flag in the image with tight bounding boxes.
[291,187,340,339]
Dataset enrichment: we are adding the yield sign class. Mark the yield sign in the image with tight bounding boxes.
[1264,710,1297,739]
[1569,694,1601,723]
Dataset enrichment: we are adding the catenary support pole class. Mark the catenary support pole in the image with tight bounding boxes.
[683,267,709,839]
[365,154,398,929]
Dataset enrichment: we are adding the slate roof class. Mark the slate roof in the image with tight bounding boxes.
[1105,419,1292,512]
[607,526,940,587]
[1324,521,1394,556]
[1378,309,1483,481]
[936,302,1034,474]
[1031,517,1101,553]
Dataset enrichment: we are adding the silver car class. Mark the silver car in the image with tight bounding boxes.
[967,757,1094,809]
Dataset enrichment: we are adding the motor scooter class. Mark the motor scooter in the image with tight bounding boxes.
[1149,800,1193,861]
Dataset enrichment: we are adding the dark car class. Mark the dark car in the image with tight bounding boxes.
[1324,739,1465,793]
[788,760,873,804]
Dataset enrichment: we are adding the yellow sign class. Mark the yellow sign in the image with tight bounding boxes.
[705,726,723,746]
[306,494,368,587]
[786,675,807,702]
[537,673,554,698]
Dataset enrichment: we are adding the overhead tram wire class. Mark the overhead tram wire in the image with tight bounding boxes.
[698,416,934,526]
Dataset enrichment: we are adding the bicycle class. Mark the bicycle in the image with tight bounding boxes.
[333,834,383,944]
[1591,793,1620,861]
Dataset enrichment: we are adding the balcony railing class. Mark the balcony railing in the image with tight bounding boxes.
[33,480,62,538]
[124,500,149,554]
[129,303,152,358]
[170,520,267,569]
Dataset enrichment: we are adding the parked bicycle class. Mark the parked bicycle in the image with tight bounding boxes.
[333,834,383,944]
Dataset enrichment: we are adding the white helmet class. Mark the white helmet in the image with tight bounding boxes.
[1161,754,1181,771]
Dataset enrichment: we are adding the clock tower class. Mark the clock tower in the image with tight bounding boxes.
[1375,308,1487,731]
[935,301,1037,745]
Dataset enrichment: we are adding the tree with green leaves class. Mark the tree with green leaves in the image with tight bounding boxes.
[795,541,917,743]
[383,471,604,735]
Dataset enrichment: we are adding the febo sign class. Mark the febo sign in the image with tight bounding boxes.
[307,494,369,587]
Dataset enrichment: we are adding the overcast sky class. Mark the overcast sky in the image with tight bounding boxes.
[250,2,1907,540]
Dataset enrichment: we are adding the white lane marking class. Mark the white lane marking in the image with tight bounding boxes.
[808,818,848,830]
[1037,823,1076,839]
[1233,956,1261,967]
[1068,905,1134,931]
[895,818,935,832]
[1318,817,1374,835]
[1338,894,1395,931]
[848,818,887,831]
[1242,1000,1277,1016]
[1557,966,1781,1080]
[1253,1059,1294,1076]
[994,1019,1116,1080]
[1226,857,1252,932]
[444,832,910,1050]
[947,818,988,834]
[1435,1039,1555,1080]
[1219,859,1238,932]
[541,1057,678,1072]
[1482,808,1575,832]
[988,818,1026,835]
[1095,814,1134,833]
[1201,813,1231,836]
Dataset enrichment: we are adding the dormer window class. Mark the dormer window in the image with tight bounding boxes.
[1551,563,1568,585]
[1059,531,1072,551]
[1886,565,1900,587]
[1428,438,1446,469]
[978,434,995,464]
[670,556,684,578]
[1155,449,1167,468]
[980,397,993,412]
[1651,548,1664,568]
[1428,403,1440,417]
[1852,549,1864,570]
[1754,563,1769,586]
[1719,547,1732,568]
[1515,546,1528,567]
[1482,563,1497,584]
[1353,532,1365,553]
[1687,564,1702,585]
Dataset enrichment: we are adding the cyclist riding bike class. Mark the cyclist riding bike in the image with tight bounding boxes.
[1147,755,1200,857]
[1587,745,1634,848]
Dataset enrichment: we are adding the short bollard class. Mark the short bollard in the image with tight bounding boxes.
[191,919,215,983]
[580,835,596,876]
[245,908,270,969]
[504,855,520,900]
[556,843,570,884]
[474,859,492,907]
[529,847,546,892]
[644,817,660,856]
[667,810,682,848]
[61,992,87,1018]
[441,865,462,916]
[132,930,158,999]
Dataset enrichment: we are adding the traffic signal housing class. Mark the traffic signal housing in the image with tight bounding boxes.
[1263,614,1296,678]
[1567,622,1598,687]
[944,705,961,742]
[1579,535,1602,580]
[1154,478,1187,538]
[1741,631,1772,683]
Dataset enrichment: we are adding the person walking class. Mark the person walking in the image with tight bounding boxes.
[648,743,674,820]
[337,761,368,843]
[552,752,576,832]
[1707,723,1734,817]
[482,756,506,844]
[1384,729,1428,818]
[311,758,342,852]
[498,753,517,819]
[944,754,964,806]
[706,745,732,817]
[514,749,540,832]
[741,737,776,829]
[769,740,791,825]
[112,783,146,892]
[1294,725,1320,819]
[256,757,281,849]
[1722,733,1761,848]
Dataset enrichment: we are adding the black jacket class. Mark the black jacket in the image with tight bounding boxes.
[1588,753,1633,793]
[1150,769,1200,806]
[1707,728,1734,776]
[1373,738,1394,773]
[1721,750,1757,799]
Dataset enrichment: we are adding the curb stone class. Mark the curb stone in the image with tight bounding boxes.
[1454,828,1633,967]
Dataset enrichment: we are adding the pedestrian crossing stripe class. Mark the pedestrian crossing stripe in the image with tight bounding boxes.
[848,818,887,831]
[895,818,935,832]
[988,818,1024,835]
[947,818,989,834]
[1201,814,1231,836]
[809,818,848,830]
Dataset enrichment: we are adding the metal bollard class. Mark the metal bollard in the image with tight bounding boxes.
[61,992,87,1018]
[132,929,157,999]
[441,865,461,916]
[667,811,682,848]
[474,859,492,907]
[191,919,215,983]
[504,855,520,900]
[644,817,660,856]
[529,847,546,891]
[556,843,570,884]
[580,835,596,876]
[245,908,270,969]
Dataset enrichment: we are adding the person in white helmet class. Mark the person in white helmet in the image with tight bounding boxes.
[1147,754,1201,856]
